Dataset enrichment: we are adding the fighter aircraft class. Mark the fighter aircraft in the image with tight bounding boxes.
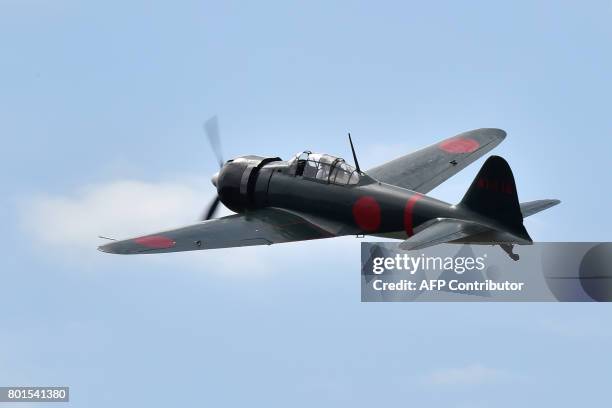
[98,117,559,260]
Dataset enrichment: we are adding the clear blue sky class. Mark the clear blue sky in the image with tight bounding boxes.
[1,1,611,406]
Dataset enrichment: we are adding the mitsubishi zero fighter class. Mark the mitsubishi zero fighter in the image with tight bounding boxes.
[98,118,559,260]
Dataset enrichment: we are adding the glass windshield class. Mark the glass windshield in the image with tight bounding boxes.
[291,151,359,185]
[330,162,352,184]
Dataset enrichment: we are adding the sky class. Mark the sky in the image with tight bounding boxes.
[1,0,611,406]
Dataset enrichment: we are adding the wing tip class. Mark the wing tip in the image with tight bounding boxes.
[97,242,126,254]
[476,127,507,142]
[454,128,506,150]
[97,239,140,254]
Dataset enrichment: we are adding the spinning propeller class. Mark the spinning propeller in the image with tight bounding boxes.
[202,116,223,221]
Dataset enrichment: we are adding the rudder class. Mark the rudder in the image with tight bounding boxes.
[459,155,531,241]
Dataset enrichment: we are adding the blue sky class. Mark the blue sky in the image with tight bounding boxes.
[1,0,611,406]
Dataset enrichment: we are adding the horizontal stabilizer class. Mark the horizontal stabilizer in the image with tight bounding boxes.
[399,217,535,251]
[520,199,561,218]
[398,218,484,251]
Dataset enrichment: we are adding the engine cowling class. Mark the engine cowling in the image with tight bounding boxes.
[216,155,281,213]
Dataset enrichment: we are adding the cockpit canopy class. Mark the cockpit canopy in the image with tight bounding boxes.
[288,151,361,185]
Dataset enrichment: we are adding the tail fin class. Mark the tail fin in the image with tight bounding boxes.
[460,155,531,242]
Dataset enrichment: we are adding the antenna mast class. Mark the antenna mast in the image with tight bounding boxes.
[348,132,361,173]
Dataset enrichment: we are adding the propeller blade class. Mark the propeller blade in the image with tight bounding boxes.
[204,116,224,168]
[202,196,221,221]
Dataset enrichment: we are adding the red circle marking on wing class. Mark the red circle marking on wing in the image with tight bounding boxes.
[352,196,381,232]
[439,137,480,153]
[134,235,176,249]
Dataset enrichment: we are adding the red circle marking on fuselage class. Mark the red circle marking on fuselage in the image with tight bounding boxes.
[352,196,381,232]
[404,194,423,237]
[439,137,480,153]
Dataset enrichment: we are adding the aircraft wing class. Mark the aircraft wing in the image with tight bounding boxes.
[97,207,339,254]
[367,128,506,193]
